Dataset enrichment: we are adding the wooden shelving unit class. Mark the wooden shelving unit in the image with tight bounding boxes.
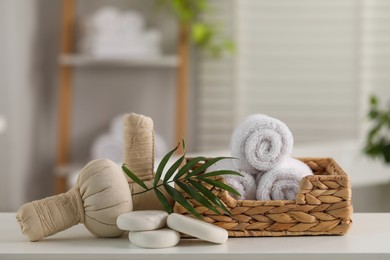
[54,0,189,194]
[58,54,179,68]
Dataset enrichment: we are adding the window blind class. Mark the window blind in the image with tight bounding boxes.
[362,0,390,101]
[237,0,360,143]
[196,0,237,151]
[196,0,363,151]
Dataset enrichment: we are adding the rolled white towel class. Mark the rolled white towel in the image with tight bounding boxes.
[90,115,170,172]
[153,134,169,161]
[90,134,123,164]
[231,114,293,174]
[255,157,313,201]
[110,114,125,138]
[206,159,256,200]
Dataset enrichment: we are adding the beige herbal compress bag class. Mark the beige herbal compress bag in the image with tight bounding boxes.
[16,113,174,242]
[16,159,132,241]
[123,113,174,210]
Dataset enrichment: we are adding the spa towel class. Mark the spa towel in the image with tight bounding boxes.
[231,114,293,174]
[90,115,168,164]
[255,157,313,201]
[206,159,256,200]
[79,6,161,58]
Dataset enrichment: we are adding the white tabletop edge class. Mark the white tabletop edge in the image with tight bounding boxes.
[1,213,389,260]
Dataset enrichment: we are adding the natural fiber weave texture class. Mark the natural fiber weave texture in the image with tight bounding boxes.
[174,158,352,236]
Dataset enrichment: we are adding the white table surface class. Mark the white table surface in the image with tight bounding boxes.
[0,213,389,260]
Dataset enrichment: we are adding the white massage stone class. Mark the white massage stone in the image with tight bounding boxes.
[117,210,168,231]
[167,213,228,244]
[129,228,180,248]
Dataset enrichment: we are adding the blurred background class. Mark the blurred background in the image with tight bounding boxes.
[1,0,390,212]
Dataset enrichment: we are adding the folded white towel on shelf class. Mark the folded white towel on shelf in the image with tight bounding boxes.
[91,134,123,164]
[89,7,144,36]
[118,10,145,35]
[90,6,121,34]
[110,114,126,137]
[255,157,313,201]
[206,159,256,200]
[91,115,168,164]
[231,114,293,174]
[79,6,162,58]
[88,46,160,59]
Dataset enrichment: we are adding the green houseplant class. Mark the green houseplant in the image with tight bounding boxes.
[156,0,234,57]
[364,95,390,163]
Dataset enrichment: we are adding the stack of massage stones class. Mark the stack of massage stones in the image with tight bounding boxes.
[117,210,228,248]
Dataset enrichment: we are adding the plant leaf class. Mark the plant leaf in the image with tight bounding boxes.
[163,154,185,182]
[181,137,186,151]
[174,156,206,180]
[187,157,236,177]
[370,95,378,106]
[154,188,173,214]
[383,144,390,162]
[200,170,242,178]
[368,124,382,142]
[188,179,231,216]
[198,177,241,196]
[122,164,147,189]
[223,39,236,54]
[163,140,186,182]
[368,109,379,119]
[154,142,179,186]
[175,180,220,215]
[163,183,202,219]
[191,22,213,46]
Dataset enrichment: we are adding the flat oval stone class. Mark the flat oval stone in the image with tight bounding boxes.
[117,210,168,231]
[129,228,180,248]
[167,213,228,244]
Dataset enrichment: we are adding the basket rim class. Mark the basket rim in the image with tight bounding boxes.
[181,157,351,205]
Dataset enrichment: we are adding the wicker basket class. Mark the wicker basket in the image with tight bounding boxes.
[174,157,353,236]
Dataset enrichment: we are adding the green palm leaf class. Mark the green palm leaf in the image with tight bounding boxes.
[188,179,231,216]
[174,156,206,180]
[198,176,241,196]
[154,142,179,186]
[163,139,186,182]
[163,154,185,182]
[163,183,202,219]
[175,180,220,215]
[200,170,242,178]
[125,139,241,218]
[154,188,173,214]
[187,157,236,177]
[122,164,147,189]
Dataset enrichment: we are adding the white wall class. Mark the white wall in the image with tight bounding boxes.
[0,0,38,211]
